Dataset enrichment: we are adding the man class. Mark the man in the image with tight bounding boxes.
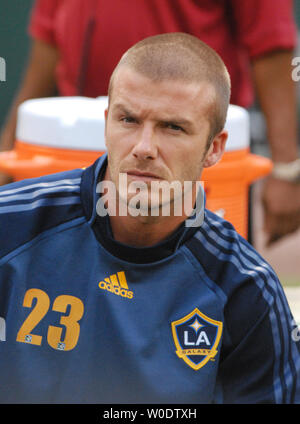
[0,33,299,404]
[1,0,299,246]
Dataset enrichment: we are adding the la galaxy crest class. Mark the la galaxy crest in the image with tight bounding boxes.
[171,308,223,370]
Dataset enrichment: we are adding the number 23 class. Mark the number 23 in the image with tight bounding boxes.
[16,289,84,351]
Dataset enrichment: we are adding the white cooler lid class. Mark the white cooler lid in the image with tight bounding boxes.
[16,96,108,151]
[16,96,249,151]
[224,104,250,151]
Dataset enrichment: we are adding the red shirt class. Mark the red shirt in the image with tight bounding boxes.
[29,0,297,107]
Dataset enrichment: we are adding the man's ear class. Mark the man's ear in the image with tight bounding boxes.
[203,129,228,168]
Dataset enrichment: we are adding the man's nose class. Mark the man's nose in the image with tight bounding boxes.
[131,124,158,160]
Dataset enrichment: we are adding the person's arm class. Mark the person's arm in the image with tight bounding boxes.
[0,38,58,152]
[252,50,298,163]
[230,0,299,244]
[251,50,300,245]
[0,39,58,186]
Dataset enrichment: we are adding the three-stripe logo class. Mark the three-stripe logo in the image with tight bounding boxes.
[98,271,133,299]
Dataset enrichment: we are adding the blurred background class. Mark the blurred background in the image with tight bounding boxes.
[0,0,300,319]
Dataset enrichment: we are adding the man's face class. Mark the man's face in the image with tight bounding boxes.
[105,66,226,214]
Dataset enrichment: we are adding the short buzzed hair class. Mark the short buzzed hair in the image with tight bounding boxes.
[108,33,231,141]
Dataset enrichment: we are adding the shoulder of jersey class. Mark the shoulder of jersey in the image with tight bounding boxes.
[186,208,278,295]
[0,168,85,260]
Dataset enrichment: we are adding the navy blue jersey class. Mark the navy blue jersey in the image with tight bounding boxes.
[0,154,299,404]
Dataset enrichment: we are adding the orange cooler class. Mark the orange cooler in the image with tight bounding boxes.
[0,96,107,180]
[202,105,272,237]
[0,97,272,238]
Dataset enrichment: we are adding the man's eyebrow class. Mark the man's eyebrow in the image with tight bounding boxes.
[111,103,134,115]
[111,103,195,129]
[162,118,194,128]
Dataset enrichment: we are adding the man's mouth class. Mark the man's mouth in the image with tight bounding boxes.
[126,169,162,181]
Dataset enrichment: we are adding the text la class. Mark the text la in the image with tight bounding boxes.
[184,330,210,346]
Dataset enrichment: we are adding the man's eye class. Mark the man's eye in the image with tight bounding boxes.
[121,116,137,124]
[165,123,184,132]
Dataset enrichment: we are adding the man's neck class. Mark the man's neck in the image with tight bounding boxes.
[108,212,186,247]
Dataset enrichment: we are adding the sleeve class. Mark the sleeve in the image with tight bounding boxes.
[230,0,298,58]
[217,273,300,404]
[28,0,63,46]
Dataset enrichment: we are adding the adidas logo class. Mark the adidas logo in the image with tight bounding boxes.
[98,271,134,299]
